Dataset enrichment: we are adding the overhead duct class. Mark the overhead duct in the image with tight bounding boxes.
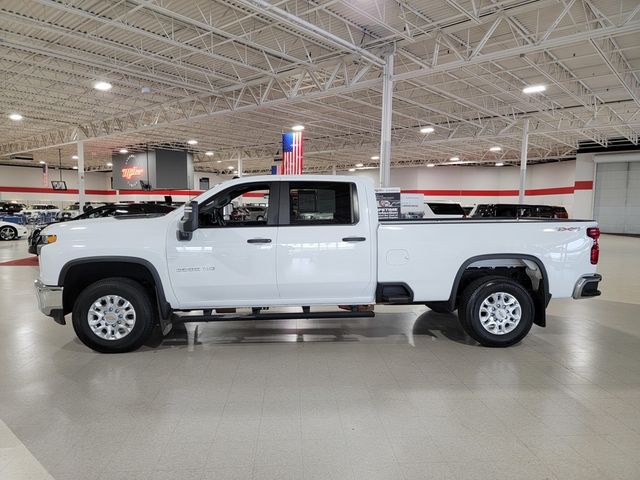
[9,154,34,161]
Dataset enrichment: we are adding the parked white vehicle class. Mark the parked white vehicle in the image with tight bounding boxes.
[35,175,602,353]
[22,204,60,220]
[0,221,28,241]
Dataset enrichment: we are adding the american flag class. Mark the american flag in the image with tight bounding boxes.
[280,131,304,174]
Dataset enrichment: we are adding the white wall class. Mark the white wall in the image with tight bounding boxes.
[341,160,583,215]
[573,153,596,218]
[0,165,230,205]
[1,160,593,217]
[0,165,110,205]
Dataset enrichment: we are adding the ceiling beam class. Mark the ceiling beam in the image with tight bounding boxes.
[231,0,385,67]
[393,21,640,83]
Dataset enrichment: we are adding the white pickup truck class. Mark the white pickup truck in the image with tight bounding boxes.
[35,175,602,353]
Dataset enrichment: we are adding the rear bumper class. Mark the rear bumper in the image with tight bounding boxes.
[34,279,65,325]
[572,274,602,299]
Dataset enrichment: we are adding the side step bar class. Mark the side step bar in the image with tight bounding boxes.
[172,310,375,323]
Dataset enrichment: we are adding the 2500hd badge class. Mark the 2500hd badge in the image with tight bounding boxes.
[176,266,215,273]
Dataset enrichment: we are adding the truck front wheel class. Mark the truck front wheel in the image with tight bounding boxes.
[72,277,155,353]
[458,276,534,347]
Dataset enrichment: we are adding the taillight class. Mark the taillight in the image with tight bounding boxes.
[587,227,600,265]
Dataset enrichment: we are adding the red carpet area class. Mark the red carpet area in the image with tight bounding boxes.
[0,256,39,267]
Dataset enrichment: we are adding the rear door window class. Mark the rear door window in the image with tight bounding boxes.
[287,182,357,225]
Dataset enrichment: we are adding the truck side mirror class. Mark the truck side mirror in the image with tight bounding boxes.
[178,200,199,241]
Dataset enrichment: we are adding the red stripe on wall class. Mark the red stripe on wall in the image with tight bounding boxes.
[526,186,575,195]
[403,189,519,196]
[403,183,591,197]
[0,181,593,198]
[574,180,594,190]
[0,186,203,196]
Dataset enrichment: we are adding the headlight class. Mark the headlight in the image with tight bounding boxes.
[40,234,57,245]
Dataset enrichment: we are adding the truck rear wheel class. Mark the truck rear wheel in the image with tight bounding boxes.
[458,276,534,347]
[72,277,155,353]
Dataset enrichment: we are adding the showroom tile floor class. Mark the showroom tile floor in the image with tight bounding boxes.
[0,235,639,480]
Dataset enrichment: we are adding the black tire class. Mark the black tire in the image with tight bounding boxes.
[458,276,534,347]
[425,302,455,314]
[0,225,17,241]
[72,277,155,353]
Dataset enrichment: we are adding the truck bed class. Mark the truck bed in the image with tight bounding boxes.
[377,218,597,301]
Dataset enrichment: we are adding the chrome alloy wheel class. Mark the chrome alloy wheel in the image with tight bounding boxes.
[478,292,521,335]
[0,226,16,240]
[88,295,136,340]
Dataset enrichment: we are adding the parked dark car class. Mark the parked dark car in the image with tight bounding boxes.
[552,206,569,219]
[425,202,466,218]
[462,206,474,216]
[28,203,176,255]
[0,202,26,215]
[471,204,569,219]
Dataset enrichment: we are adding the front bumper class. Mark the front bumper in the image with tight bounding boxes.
[34,279,65,325]
[572,274,602,299]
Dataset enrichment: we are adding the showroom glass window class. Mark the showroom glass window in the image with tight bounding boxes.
[288,182,357,225]
[199,183,271,228]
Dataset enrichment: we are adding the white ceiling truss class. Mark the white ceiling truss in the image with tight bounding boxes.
[0,0,638,174]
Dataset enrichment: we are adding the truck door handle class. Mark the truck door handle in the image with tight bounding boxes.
[247,238,272,244]
[342,237,366,242]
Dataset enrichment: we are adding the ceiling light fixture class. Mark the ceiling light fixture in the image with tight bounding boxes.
[216,160,222,163]
[187,139,198,145]
[370,155,380,160]
[72,166,78,170]
[119,148,128,154]
[522,84,546,94]
[8,113,23,121]
[205,151,214,156]
[348,168,356,172]
[107,162,113,167]
[227,166,234,170]
[420,126,435,134]
[427,164,435,168]
[39,161,46,165]
[495,162,504,167]
[291,125,305,131]
[489,146,502,152]
[71,155,79,160]
[355,163,364,168]
[93,81,112,91]
[449,156,460,162]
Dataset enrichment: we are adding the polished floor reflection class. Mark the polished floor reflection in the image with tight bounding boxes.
[0,235,639,480]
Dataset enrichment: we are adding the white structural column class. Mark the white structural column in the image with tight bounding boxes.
[77,141,86,211]
[379,53,394,187]
[237,157,243,177]
[518,118,530,203]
